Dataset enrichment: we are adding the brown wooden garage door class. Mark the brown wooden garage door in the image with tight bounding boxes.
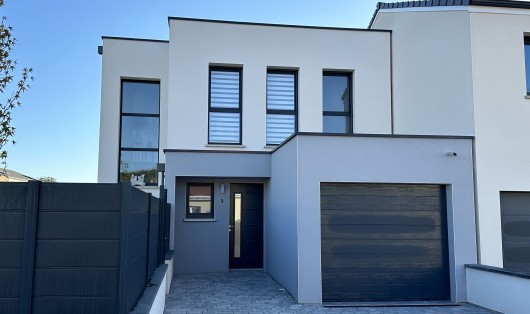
[321,183,450,302]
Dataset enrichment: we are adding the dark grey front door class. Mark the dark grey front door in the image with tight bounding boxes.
[320,183,450,302]
[229,184,263,269]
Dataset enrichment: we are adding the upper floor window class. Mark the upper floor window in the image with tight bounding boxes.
[323,72,352,133]
[119,80,160,186]
[209,68,242,144]
[266,70,297,145]
[524,37,530,96]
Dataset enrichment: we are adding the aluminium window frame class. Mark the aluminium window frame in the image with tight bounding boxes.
[186,182,215,219]
[266,69,298,145]
[525,37,530,96]
[208,67,243,145]
[118,79,161,186]
[322,71,353,134]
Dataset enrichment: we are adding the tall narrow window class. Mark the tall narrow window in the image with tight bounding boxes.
[119,80,160,185]
[323,72,352,133]
[266,70,297,145]
[524,37,530,96]
[209,68,242,144]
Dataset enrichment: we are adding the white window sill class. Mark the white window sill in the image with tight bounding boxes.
[525,95,530,99]
[205,144,246,149]
[183,218,217,222]
[264,145,277,149]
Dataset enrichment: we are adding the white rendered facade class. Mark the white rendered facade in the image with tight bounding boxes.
[96,4,530,304]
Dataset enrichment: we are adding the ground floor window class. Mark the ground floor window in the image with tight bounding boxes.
[186,183,214,219]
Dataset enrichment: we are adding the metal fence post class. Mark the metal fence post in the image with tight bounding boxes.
[18,180,40,314]
[145,193,152,285]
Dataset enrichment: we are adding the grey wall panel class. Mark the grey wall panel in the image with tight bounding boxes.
[36,212,120,239]
[0,211,25,239]
[38,183,121,211]
[294,135,476,303]
[265,138,299,300]
[0,269,19,297]
[0,183,27,210]
[33,268,118,296]
[34,240,120,267]
[0,299,17,314]
[500,192,530,272]
[32,297,117,314]
[166,151,271,178]
[171,179,230,273]
[0,240,23,268]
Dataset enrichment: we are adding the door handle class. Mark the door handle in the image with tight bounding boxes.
[229,224,233,232]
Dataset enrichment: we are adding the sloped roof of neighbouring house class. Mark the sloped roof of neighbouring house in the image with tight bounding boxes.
[369,0,530,28]
[0,169,35,182]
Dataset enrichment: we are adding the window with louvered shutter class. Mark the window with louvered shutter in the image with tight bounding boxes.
[266,71,297,145]
[209,68,242,144]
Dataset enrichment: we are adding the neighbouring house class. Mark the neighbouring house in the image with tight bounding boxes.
[0,169,35,182]
[97,0,530,308]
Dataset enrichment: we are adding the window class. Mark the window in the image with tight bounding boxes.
[323,72,352,133]
[119,80,160,185]
[524,37,530,96]
[186,183,214,219]
[209,68,242,144]
[266,70,297,145]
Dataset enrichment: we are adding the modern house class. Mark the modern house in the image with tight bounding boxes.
[97,0,530,309]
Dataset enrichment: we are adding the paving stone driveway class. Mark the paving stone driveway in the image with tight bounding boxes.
[164,270,496,314]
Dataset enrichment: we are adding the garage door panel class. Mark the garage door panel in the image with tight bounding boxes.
[321,239,444,255]
[321,183,449,302]
[321,210,442,225]
[322,283,450,302]
[322,268,448,285]
[321,224,444,240]
[321,195,441,212]
[321,183,440,197]
[321,253,445,269]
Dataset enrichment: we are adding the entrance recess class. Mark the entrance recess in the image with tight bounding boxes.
[229,184,263,269]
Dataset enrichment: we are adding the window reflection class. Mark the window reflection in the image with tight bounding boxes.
[119,80,160,185]
[187,183,214,219]
[323,73,352,133]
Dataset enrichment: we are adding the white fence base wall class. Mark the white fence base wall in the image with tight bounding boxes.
[466,265,530,314]
[149,273,167,314]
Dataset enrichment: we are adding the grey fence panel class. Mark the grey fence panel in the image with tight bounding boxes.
[0,183,28,314]
[32,183,122,314]
[0,182,167,314]
[124,187,149,313]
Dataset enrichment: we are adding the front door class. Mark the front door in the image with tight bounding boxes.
[229,184,263,268]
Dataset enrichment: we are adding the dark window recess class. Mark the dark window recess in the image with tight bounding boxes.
[323,73,352,133]
[187,183,214,219]
[524,37,530,96]
[500,192,530,273]
[209,68,242,144]
[119,80,160,185]
[266,70,297,145]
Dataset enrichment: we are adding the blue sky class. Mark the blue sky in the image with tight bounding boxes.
[5,0,381,182]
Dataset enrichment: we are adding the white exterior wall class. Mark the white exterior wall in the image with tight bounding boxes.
[466,267,530,314]
[167,19,392,151]
[372,9,475,136]
[97,38,169,183]
[469,8,530,267]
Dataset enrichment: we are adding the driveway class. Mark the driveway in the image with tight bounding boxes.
[164,270,495,314]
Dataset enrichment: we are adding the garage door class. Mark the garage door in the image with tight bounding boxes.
[321,183,450,302]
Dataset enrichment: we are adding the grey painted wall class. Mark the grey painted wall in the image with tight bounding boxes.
[265,138,299,300]
[293,135,477,303]
[165,151,270,273]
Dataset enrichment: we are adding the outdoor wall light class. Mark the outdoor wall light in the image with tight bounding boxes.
[220,183,225,194]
